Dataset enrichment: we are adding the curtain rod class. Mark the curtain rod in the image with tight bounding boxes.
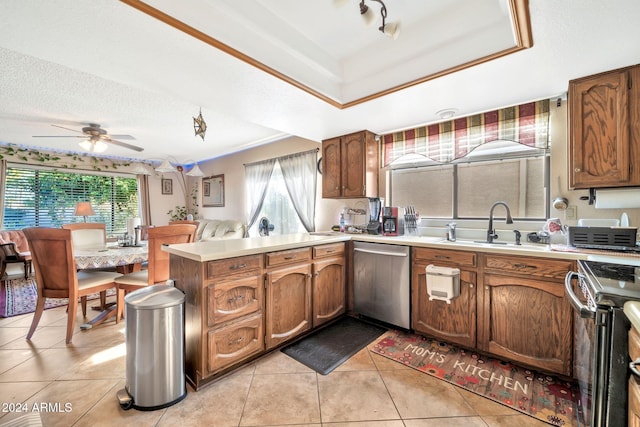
[243,147,319,167]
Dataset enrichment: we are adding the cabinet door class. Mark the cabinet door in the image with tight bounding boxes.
[479,274,572,376]
[207,275,263,326]
[312,256,345,328]
[265,263,312,349]
[207,313,264,374]
[322,137,342,198]
[569,68,632,188]
[412,262,477,348]
[341,132,366,197]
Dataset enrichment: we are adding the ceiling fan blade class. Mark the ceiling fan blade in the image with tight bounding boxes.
[106,134,136,140]
[107,139,144,152]
[51,124,82,133]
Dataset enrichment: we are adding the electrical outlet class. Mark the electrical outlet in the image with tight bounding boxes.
[565,205,577,220]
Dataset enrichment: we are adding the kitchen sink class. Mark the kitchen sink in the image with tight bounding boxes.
[438,239,550,252]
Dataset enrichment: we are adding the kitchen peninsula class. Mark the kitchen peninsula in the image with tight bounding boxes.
[164,232,630,390]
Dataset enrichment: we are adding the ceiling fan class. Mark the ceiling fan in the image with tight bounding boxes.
[33,123,144,153]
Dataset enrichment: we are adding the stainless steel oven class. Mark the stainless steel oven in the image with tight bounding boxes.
[565,258,640,426]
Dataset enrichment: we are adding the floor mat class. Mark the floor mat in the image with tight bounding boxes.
[282,316,387,375]
[371,329,580,427]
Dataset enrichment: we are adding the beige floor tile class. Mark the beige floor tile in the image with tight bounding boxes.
[50,322,125,349]
[317,370,399,423]
[0,381,50,419]
[380,369,476,419]
[57,343,125,380]
[0,348,44,375]
[73,379,166,427]
[324,421,405,427]
[254,350,315,375]
[404,417,488,426]
[160,374,252,427]
[1,326,67,349]
[4,306,69,329]
[240,372,320,426]
[482,414,551,426]
[333,348,377,372]
[0,326,30,347]
[0,379,119,427]
[456,388,521,416]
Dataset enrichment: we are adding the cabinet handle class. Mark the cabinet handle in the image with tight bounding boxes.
[229,263,247,270]
[435,255,450,260]
[227,295,245,304]
[575,168,581,172]
[513,263,536,269]
[284,256,295,260]
[228,336,245,346]
[630,359,640,377]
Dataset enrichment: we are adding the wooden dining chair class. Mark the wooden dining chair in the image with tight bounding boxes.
[115,224,196,322]
[169,220,199,241]
[61,223,107,250]
[23,227,122,344]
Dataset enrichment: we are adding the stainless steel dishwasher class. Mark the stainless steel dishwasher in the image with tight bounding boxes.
[353,241,410,329]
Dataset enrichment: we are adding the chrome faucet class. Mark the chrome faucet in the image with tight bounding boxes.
[486,201,513,243]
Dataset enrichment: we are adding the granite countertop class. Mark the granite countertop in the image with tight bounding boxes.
[625,301,640,331]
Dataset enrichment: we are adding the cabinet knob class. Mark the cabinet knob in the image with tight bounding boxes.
[469,284,473,288]
[485,286,489,290]
[575,168,581,172]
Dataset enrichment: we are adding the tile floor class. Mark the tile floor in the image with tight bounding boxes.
[0,301,550,427]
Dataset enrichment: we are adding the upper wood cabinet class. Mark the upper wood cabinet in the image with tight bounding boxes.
[322,130,379,198]
[569,64,640,188]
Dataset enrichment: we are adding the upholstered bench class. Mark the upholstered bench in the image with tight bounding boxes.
[0,230,32,279]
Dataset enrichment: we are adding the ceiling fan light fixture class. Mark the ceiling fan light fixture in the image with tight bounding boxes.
[155,159,177,173]
[79,138,108,153]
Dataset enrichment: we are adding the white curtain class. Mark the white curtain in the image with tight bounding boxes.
[279,150,317,232]
[244,158,276,235]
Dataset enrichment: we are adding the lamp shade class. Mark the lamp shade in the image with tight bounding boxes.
[74,202,95,217]
[185,163,204,177]
[155,159,177,173]
[382,22,400,39]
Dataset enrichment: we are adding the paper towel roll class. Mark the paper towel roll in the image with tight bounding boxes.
[595,188,640,209]
[126,217,141,236]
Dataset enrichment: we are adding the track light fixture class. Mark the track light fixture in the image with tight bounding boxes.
[359,0,400,40]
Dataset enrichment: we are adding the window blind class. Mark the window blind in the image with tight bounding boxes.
[382,99,550,166]
[3,166,140,235]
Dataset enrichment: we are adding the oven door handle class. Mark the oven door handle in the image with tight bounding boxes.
[564,271,596,319]
[631,359,640,377]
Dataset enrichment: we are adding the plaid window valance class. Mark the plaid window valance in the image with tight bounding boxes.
[382,99,550,166]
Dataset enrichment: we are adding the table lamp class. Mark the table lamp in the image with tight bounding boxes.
[74,202,95,222]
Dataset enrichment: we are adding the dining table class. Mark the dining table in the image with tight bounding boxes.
[74,242,149,329]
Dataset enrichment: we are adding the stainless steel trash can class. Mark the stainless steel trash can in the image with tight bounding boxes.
[116,284,186,411]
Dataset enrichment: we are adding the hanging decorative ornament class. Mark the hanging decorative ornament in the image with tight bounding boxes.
[193,108,207,141]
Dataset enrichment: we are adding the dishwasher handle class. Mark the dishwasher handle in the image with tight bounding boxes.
[565,271,596,319]
[353,247,408,257]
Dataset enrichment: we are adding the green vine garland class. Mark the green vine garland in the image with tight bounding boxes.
[0,144,133,171]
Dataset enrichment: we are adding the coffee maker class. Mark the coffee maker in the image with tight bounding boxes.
[367,197,382,235]
[382,207,403,236]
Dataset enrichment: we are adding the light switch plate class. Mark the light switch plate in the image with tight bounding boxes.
[565,205,577,220]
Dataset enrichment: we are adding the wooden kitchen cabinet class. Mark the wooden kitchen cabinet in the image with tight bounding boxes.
[412,248,477,349]
[312,243,346,328]
[569,64,640,188]
[478,254,574,376]
[629,324,640,426]
[265,247,312,349]
[322,130,379,198]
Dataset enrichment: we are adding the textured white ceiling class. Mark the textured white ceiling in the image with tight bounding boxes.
[0,0,639,164]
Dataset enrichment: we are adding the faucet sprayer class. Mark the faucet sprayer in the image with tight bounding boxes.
[487,201,513,243]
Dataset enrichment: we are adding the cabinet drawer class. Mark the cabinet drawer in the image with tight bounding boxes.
[313,243,345,259]
[483,255,573,280]
[631,326,640,361]
[266,247,311,268]
[207,255,262,279]
[207,275,263,326]
[413,247,476,268]
[207,313,264,374]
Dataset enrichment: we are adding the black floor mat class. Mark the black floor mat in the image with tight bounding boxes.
[281,316,387,375]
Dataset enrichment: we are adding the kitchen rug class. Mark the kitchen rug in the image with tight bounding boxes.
[371,330,580,427]
[0,277,111,318]
[282,316,387,375]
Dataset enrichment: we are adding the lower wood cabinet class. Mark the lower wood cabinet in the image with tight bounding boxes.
[265,249,312,350]
[207,312,264,373]
[412,248,477,349]
[629,325,640,426]
[478,255,574,376]
[312,243,346,328]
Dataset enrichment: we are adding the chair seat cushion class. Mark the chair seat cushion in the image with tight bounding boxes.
[77,270,121,291]
[114,270,149,287]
